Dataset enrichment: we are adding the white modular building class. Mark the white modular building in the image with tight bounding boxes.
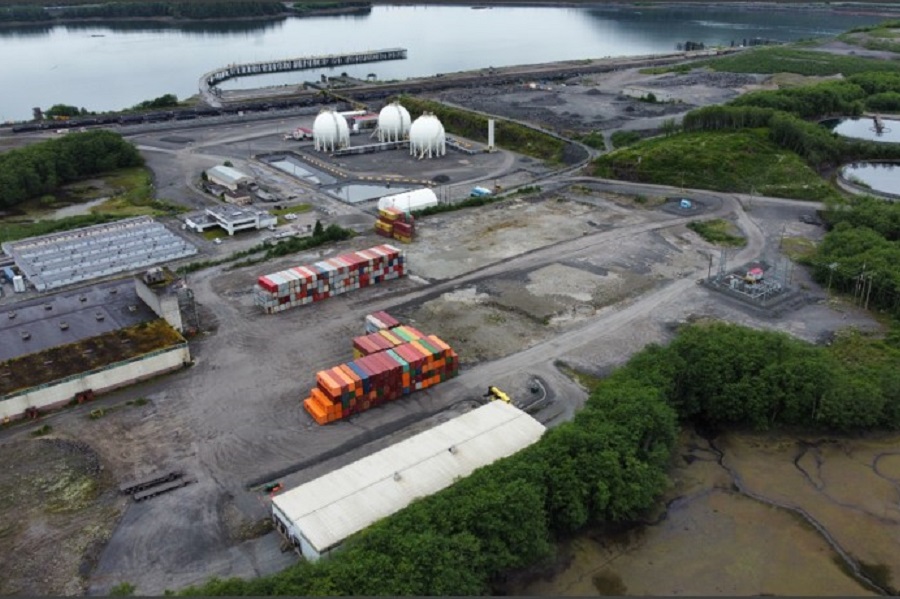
[376,101,411,142]
[409,112,446,159]
[185,205,277,236]
[377,188,438,213]
[271,401,545,561]
[313,109,350,152]
[206,165,253,191]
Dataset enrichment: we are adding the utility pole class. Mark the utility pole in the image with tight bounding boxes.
[707,253,713,280]
[827,262,838,295]
[864,273,874,310]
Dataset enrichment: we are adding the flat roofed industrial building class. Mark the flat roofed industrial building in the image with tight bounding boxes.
[0,278,156,362]
[1,217,198,292]
[184,205,277,236]
[271,401,545,561]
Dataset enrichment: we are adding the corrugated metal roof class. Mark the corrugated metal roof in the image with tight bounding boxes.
[273,401,545,554]
[207,165,251,185]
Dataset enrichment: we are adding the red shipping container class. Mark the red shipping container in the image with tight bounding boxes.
[258,276,277,293]
[374,311,400,328]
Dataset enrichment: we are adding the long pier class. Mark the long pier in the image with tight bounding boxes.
[199,48,407,107]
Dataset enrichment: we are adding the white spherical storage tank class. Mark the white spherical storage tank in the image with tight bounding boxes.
[409,112,446,159]
[377,102,411,143]
[313,109,350,152]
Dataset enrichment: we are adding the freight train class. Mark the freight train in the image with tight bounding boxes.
[9,95,331,134]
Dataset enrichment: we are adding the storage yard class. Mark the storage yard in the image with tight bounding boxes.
[0,57,887,597]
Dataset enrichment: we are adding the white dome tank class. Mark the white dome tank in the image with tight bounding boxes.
[313,109,350,152]
[409,112,446,159]
[377,102,411,143]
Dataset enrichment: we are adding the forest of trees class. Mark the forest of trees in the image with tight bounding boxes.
[0,130,144,207]
[681,74,900,169]
[0,2,287,22]
[811,197,900,318]
[177,321,898,596]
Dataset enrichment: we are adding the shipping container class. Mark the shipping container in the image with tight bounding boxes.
[303,334,459,425]
[254,245,405,313]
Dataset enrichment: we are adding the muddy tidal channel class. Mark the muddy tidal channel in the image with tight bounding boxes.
[515,430,900,596]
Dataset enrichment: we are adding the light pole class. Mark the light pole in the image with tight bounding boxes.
[827,262,838,295]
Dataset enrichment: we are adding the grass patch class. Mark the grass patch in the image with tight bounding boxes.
[271,204,312,217]
[578,131,606,150]
[781,236,817,261]
[109,582,136,597]
[30,424,53,437]
[687,219,746,247]
[557,362,604,393]
[591,129,840,202]
[610,130,642,149]
[202,228,229,241]
[700,46,900,76]
[640,63,693,75]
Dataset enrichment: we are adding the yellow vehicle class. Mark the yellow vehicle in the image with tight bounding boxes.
[484,386,511,404]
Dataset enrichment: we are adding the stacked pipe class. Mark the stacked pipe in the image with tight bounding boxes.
[253,244,405,314]
[303,315,459,425]
[374,206,415,244]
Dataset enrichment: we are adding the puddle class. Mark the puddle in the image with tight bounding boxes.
[265,155,336,186]
[48,197,109,220]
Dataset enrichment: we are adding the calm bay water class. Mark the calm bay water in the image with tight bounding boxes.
[0,5,887,122]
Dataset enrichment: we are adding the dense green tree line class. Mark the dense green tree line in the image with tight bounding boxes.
[132,93,179,110]
[727,73,900,117]
[0,130,143,208]
[178,320,898,596]
[730,80,866,119]
[0,5,50,22]
[0,1,287,22]
[56,1,285,19]
[810,197,900,317]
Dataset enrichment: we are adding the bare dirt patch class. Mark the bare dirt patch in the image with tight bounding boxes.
[0,436,125,596]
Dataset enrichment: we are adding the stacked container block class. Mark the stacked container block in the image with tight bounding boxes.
[303,333,460,425]
[375,206,415,244]
[365,310,400,334]
[352,325,427,359]
[254,245,405,314]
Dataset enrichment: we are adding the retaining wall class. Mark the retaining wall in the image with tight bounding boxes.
[1,343,191,421]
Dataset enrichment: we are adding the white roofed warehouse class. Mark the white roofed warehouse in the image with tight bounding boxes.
[206,165,252,191]
[271,401,545,561]
[377,188,438,213]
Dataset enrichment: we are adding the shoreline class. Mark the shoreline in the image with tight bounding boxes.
[2,1,900,28]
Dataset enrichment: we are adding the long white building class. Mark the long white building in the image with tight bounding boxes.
[271,401,545,561]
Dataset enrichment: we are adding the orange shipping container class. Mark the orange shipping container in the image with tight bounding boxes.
[331,366,356,393]
[316,370,342,398]
[310,387,333,409]
[338,364,364,397]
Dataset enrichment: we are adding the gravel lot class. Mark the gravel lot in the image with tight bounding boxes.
[0,59,884,596]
